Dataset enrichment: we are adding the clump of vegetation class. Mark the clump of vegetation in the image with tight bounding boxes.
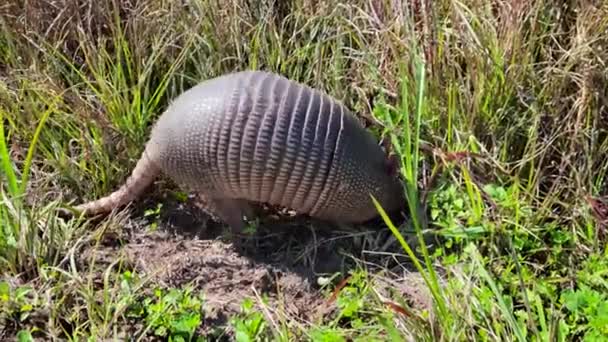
[1,0,607,340]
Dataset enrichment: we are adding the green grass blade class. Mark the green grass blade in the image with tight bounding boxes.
[18,100,56,196]
[0,108,19,196]
[372,196,447,319]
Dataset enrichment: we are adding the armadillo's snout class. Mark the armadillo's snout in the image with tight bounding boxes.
[374,177,406,215]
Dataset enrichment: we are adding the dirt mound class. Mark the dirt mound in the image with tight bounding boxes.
[121,231,324,326]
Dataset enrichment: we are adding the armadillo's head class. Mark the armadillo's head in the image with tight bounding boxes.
[327,150,407,225]
[357,153,407,222]
[313,112,407,225]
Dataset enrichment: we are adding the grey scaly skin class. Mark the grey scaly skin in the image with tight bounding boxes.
[74,70,406,231]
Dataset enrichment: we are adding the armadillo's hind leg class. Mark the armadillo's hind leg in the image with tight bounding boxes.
[205,197,255,234]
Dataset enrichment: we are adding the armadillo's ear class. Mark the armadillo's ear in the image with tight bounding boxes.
[385,154,400,177]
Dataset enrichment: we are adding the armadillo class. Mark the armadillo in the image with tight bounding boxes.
[74,70,405,231]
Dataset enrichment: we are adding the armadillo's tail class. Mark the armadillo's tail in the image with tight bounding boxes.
[73,149,161,216]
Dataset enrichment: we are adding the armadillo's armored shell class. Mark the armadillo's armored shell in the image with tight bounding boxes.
[146,70,405,224]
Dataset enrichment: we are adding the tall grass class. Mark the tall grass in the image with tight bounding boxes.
[372,55,450,320]
[0,86,64,274]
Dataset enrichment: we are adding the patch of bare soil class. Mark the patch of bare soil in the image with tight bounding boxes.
[119,231,325,327]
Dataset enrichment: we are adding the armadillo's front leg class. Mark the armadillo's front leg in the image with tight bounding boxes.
[207,197,255,233]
